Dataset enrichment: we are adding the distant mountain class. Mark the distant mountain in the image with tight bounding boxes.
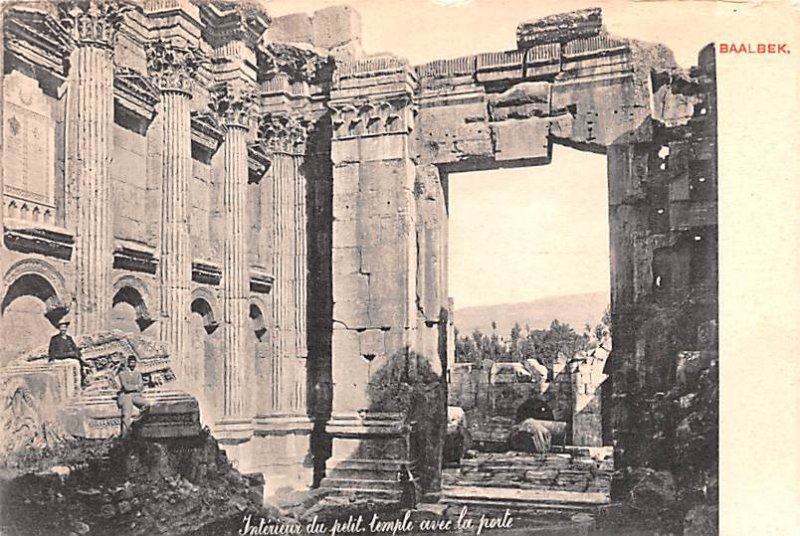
[453,291,609,337]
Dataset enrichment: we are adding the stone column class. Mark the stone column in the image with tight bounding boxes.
[210,83,254,422]
[146,40,204,379]
[60,2,125,334]
[257,113,311,413]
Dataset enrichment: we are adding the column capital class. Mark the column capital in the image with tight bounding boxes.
[209,81,257,130]
[58,0,132,49]
[256,112,313,155]
[146,38,207,95]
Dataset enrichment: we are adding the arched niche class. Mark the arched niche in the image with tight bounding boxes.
[189,289,222,425]
[249,298,273,416]
[111,275,155,333]
[1,262,69,366]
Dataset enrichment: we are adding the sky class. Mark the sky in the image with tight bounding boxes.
[258,0,726,307]
[448,148,609,308]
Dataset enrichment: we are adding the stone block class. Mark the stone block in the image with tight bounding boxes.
[358,134,410,162]
[333,247,361,275]
[312,5,362,51]
[332,219,358,248]
[333,163,360,195]
[331,138,360,164]
[269,13,313,45]
[334,272,369,303]
[490,117,549,162]
[332,299,369,329]
[358,329,385,357]
[358,159,410,192]
[488,82,551,121]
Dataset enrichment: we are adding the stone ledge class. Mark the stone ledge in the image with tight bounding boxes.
[253,414,313,435]
[326,411,409,437]
[3,219,74,260]
[213,417,255,444]
[113,239,158,274]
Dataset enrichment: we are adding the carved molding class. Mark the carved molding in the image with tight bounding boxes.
[258,43,330,85]
[190,111,226,155]
[58,0,133,49]
[3,219,74,261]
[145,38,207,94]
[208,81,256,128]
[250,267,274,294]
[247,141,272,183]
[198,0,270,49]
[3,257,70,310]
[192,260,222,286]
[4,8,72,76]
[114,66,160,122]
[256,112,312,154]
[112,239,158,274]
[328,95,415,140]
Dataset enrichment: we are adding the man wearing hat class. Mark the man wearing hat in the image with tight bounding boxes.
[48,318,89,387]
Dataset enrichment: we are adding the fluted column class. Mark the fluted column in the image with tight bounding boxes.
[257,113,311,412]
[146,40,204,379]
[211,83,254,419]
[60,2,127,334]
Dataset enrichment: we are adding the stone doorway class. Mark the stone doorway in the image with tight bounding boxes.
[324,9,716,504]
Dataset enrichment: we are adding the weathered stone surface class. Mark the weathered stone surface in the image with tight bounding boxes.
[516,8,603,49]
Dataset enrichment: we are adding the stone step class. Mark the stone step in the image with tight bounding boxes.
[316,486,401,500]
[442,485,609,507]
[321,477,399,492]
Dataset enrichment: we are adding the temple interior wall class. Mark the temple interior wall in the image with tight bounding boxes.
[0,2,716,503]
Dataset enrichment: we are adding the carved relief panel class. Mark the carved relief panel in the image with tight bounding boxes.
[3,71,57,224]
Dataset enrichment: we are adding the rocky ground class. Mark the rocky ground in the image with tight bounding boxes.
[0,424,288,536]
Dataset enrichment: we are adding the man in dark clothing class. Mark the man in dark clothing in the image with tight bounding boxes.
[48,319,89,387]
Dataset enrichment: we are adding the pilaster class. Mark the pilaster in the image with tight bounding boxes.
[256,113,312,415]
[327,56,419,415]
[324,55,429,497]
[146,38,204,381]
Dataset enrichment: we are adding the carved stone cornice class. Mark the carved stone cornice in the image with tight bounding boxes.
[112,239,158,274]
[3,219,74,261]
[58,0,133,49]
[190,111,226,155]
[145,38,207,95]
[256,112,312,154]
[328,95,415,140]
[257,43,331,85]
[4,8,72,77]
[249,267,274,294]
[247,141,272,183]
[208,82,256,129]
[197,0,270,49]
[192,260,222,286]
[114,66,160,121]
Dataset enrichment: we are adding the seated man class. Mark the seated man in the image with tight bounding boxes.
[116,355,150,435]
[48,319,90,387]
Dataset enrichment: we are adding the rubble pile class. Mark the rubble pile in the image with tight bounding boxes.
[0,425,289,536]
[443,449,613,494]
